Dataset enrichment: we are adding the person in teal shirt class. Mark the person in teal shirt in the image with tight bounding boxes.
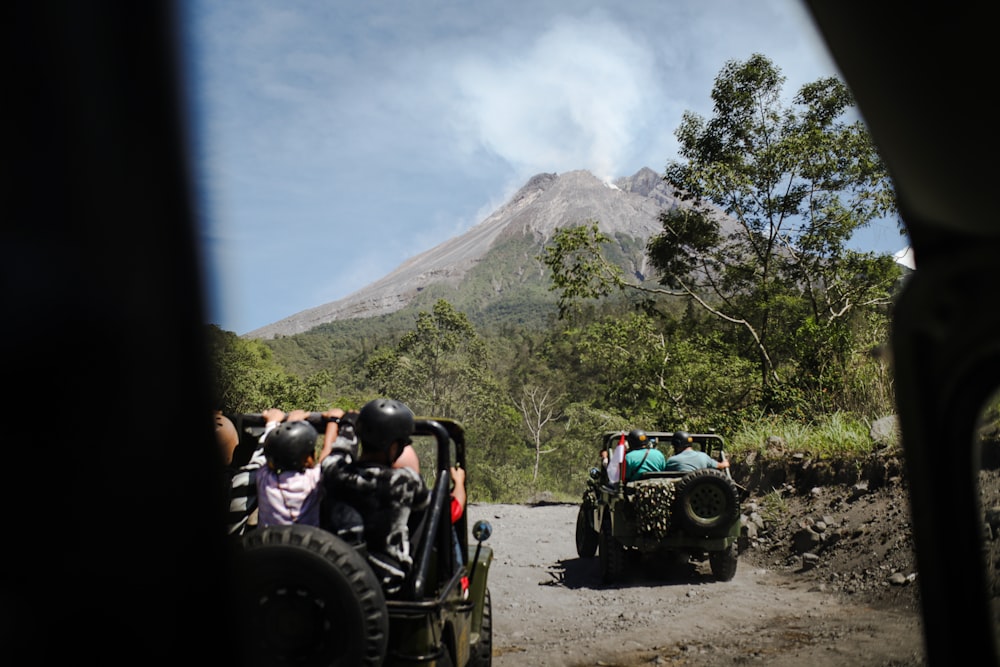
[664,431,731,472]
[624,429,667,481]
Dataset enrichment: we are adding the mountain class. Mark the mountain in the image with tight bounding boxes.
[245,167,709,339]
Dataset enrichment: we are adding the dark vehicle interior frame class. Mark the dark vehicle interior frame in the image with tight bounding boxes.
[803,3,1000,664]
[10,2,998,665]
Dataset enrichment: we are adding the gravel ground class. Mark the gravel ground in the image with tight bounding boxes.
[467,499,926,667]
[460,454,1000,666]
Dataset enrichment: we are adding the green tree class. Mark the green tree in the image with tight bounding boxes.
[206,325,329,414]
[574,313,756,429]
[365,299,498,418]
[655,53,901,399]
[541,54,902,414]
[539,221,632,321]
[363,299,521,500]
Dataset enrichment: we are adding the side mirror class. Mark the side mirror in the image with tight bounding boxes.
[472,519,492,543]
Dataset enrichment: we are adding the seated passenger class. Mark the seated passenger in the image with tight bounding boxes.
[623,429,667,481]
[664,431,730,472]
[322,398,465,595]
[256,408,335,527]
[596,447,611,483]
[216,410,265,536]
[323,406,422,473]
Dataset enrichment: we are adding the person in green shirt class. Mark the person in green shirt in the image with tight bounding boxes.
[623,429,667,481]
[664,431,730,472]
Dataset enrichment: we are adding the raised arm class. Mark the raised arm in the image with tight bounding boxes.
[320,407,346,459]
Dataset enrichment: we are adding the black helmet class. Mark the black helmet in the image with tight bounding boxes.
[356,398,414,454]
[627,429,648,448]
[264,420,319,472]
[671,431,692,449]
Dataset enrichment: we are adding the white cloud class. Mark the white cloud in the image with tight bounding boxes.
[450,14,662,183]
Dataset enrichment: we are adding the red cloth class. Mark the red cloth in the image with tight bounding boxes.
[451,496,463,524]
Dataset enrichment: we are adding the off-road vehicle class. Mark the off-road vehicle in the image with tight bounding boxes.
[576,431,741,583]
[235,414,494,667]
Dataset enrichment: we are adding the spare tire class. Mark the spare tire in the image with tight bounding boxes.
[237,525,388,667]
[672,468,740,537]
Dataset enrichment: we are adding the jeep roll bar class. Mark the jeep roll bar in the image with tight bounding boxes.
[236,411,342,431]
[408,418,467,600]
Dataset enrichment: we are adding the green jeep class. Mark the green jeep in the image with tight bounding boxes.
[576,430,741,583]
[235,415,494,667]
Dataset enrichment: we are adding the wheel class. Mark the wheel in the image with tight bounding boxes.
[672,468,740,537]
[598,510,627,583]
[710,542,739,581]
[237,525,389,667]
[469,588,492,667]
[575,503,599,558]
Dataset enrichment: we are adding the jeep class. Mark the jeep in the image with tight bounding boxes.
[576,431,741,583]
[235,415,494,667]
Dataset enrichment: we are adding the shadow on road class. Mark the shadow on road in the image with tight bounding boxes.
[543,556,720,590]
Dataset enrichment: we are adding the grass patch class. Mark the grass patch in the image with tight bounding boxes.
[728,411,874,460]
[758,488,789,525]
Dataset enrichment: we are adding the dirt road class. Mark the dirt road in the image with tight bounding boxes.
[467,502,925,667]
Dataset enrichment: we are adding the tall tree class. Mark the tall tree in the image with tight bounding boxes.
[542,54,902,412]
[656,53,901,398]
[365,299,498,418]
[573,312,756,428]
[364,299,521,500]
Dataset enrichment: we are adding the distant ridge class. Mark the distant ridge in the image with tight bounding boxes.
[245,167,690,339]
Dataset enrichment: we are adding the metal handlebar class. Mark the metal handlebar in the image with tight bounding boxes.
[238,412,345,430]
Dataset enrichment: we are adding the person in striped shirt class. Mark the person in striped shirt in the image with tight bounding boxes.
[217,410,265,536]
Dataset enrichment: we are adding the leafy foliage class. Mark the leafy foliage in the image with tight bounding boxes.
[365,299,495,417]
[205,324,329,414]
[542,54,902,417]
[538,222,627,319]
[656,54,902,400]
[361,299,522,498]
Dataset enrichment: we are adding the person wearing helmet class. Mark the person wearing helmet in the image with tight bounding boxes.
[255,408,339,527]
[665,430,730,472]
[623,429,667,481]
[322,398,466,595]
[322,406,425,474]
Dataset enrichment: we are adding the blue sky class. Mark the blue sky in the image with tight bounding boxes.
[180,0,908,336]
